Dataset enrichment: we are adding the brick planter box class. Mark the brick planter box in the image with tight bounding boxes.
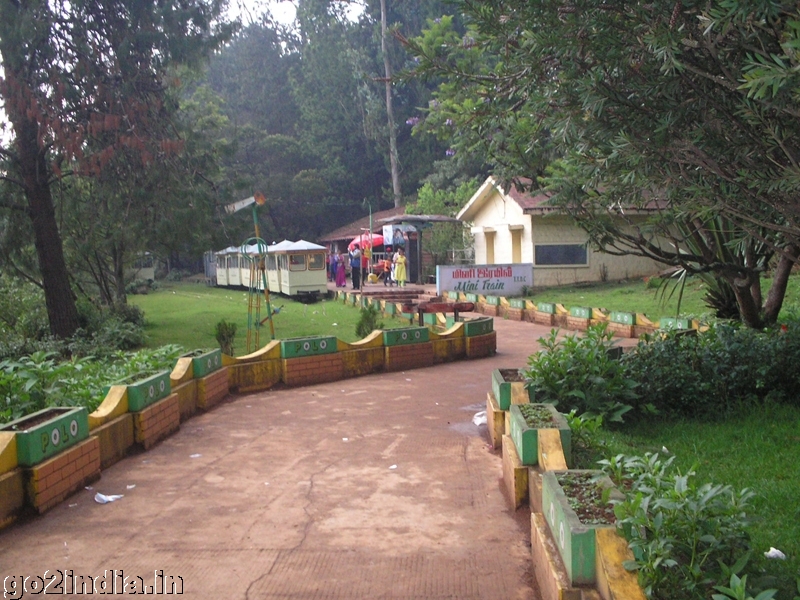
[607,312,635,338]
[533,311,556,326]
[25,436,101,513]
[542,470,622,586]
[383,326,429,346]
[1,407,89,467]
[197,367,229,410]
[508,404,571,466]
[133,393,180,450]
[506,306,524,321]
[462,317,493,337]
[490,368,534,410]
[465,331,496,358]
[385,342,435,372]
[111,370,171,412]
[185,348,223,378]
[283,353,344,386]
[280,336,338,358]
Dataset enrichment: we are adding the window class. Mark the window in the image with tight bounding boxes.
[289,254,306,271]
[308,253,325,270]
[267,255,277,270]
[534,244,588,266]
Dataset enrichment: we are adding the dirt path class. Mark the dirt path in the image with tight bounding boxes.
[0,317,638,599]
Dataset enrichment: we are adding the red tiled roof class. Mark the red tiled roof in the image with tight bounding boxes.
[318,206,406,243]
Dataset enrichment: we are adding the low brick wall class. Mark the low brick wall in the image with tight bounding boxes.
[607,322,635,338]
[171,380,197,422]
[385,342,436,372]
[133,393,180,451]
[480,304,499,317]
[25,437,101,514]
[431,336,466,364]
[227,359,282,394]
[341,347,384,378]
[0,469,25,527]
[565,316,590,331]
[197,368,229,411]
[282,354,344,387]
[506,307,525,321]
[465,331,497,359]
[92,413,134,470]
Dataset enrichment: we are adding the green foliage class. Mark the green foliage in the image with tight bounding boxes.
[623,323,800,419]
[214,319,237,356]
[712,572,777,600]
[355,305,384,339]
[0,345,183,423]
[606,452,755,600]
[523,324,637,422]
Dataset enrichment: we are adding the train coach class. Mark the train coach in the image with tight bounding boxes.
[214,239,328,302]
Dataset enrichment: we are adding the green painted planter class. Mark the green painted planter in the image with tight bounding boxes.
[610,311,635,325]
[383,302,396,315]
[349,293,358,305]
[542,470,622,586]
[509,298,526,309]
[1,407,89,467]
[383,327,429,346]
[490,369,534,411]
[423,313,438,326]
[465,293,479,303]
[120,370,172,412]
[184,348,223,378]
[371,298,381,311]
[508,404,571,466]
[484,295,501,306]
[462,317,493,337]
[537,302,556,314]
[569,306,592,319]
[447,291,459,300]
[281,336,338,358]
[660,317,692,330]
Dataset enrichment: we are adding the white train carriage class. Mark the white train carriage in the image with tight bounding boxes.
[214,240,327,301]
[268,240,327,301]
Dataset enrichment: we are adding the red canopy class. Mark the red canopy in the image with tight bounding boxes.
[348,234,384,251]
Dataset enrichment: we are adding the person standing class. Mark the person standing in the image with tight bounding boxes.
[394,247,407,287]
[350,245,361,289]
[335,251,347,287]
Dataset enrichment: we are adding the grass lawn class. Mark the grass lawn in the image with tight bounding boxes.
[526,275,800,322]
[129,282,410,354]
[595,404,800,596]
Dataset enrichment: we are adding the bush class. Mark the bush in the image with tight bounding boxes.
[604,452,755,600]
[355,305,384,339]
[523,323,637,422]
[623,323,800,419]
[215,319,237,356]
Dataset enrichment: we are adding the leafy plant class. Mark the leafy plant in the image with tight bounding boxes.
[215,319,237,356]
[712,572,776,600]
[607,452,754,600]
[523,323,637,422]
[355,305,384,339]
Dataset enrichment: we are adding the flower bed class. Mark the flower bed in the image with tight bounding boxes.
[0,407,89,467]
[509,403,571,466]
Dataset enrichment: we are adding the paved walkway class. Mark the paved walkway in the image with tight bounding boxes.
[1,315,637,599]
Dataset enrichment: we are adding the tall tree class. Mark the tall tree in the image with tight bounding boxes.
[0,0,233,337]
[406,1,800,328]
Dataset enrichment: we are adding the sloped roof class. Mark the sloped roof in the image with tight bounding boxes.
[288,240,326,251]
[457,177,551,221]
[318,206,406,243]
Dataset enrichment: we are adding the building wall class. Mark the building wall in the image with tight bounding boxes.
[530,214,660,287]
[469,188,533,264]
[463,185,660,285]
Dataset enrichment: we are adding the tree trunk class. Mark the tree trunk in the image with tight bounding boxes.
[15,115,80,338]
[763,246,798,325]
[113,241,127,304]
[380,0,402,207]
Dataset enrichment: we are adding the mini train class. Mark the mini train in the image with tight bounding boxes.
[213,239,328,302]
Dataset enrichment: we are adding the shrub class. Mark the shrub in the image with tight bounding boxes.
[215,319,237,356]
[523,323,637,422]
[355,305,384,339]
[623,323,800,419]
[604,452,755,600]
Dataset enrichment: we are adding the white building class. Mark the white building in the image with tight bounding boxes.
[457,177,661,287]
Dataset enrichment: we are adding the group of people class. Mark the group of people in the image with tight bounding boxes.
[328,245,407,289]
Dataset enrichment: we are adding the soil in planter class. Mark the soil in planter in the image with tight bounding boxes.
[557,472,616,526]
[4,409,70,431]
[499,369,526,382]
[518,404,557,429]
